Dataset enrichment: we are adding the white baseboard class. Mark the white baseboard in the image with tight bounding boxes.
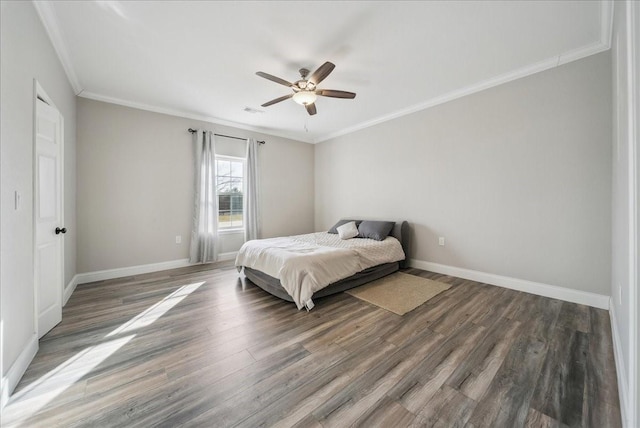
[610,301,631,427]
[408,259,610,309]
[217,251,238,262]
[63,274,78,306]
[76,258,191,285]
[0,334,38,410]
[75,254,238,286]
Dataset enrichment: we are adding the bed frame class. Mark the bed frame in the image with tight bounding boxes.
[243,220,410,303]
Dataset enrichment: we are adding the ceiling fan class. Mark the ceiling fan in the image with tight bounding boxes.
[256,61,356,116]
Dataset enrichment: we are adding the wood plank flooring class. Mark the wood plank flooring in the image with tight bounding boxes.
[1,263,622,427]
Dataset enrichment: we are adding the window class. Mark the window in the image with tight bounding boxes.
[216,156,244,229]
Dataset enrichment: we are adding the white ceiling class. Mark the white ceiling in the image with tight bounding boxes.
[35,1,611,143]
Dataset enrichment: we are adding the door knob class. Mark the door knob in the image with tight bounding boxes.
[55,227,67,235]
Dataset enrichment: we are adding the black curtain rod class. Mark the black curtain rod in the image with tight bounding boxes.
[188,128,265,145]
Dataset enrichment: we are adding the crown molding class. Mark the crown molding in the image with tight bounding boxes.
[79,91,313,144]
[315,38,610,143]
[33,0,612,145]
[32,1,83,94]
[32,0,310,144]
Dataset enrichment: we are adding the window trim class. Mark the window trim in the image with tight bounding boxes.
[215,154,246,231]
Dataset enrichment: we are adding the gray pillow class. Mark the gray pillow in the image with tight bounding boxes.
[328,219,362,234]
[357,220,395,241]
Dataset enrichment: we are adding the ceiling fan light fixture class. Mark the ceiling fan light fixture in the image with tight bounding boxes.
[292,90,317,105]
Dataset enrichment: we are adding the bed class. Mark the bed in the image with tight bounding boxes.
[235,220,410,310]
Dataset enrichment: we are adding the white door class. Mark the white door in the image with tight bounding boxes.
[35,97,64,338]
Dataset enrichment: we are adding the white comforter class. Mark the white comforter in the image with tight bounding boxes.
[235,232,405,310]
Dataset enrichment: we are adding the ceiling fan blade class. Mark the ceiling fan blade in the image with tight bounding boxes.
[317,89,356,99]
[305,103,317,116]
[261,93,293,107]
[256,71,293,87]
[308,62,335,85]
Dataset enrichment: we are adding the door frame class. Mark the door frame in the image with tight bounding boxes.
[32,80,65,338]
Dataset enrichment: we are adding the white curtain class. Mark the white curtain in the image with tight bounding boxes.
[189,130,218,263]
[244,138,259,241]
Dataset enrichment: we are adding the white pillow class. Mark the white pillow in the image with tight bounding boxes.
[337,221,359,240]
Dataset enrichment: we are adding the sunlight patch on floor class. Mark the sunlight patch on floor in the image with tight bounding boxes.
[5,281,205,424]
[6,335,135,424]
[106,281,204,337]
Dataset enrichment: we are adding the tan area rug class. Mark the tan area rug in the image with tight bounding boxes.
[346,272,452,315]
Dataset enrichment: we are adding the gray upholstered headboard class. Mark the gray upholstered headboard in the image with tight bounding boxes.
[390,221,410,268]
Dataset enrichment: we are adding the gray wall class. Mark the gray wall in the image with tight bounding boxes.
[77,98,314,273]
[1,2,77,382]
[315,52,612,295]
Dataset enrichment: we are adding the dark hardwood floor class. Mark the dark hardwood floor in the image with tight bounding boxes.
[1,262,621,427]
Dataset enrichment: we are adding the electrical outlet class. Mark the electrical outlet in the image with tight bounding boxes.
[175,235,182,244]
[438,237,445,246]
